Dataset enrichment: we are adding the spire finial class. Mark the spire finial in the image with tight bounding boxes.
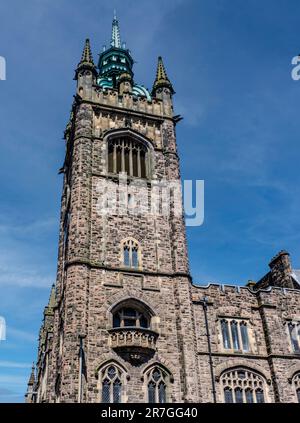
[111,11,121,48]
[152,56,174,95]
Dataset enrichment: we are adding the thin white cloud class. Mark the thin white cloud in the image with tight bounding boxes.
[0,266,53,288]
[0,375,27,387]
[0,215,56,288]
[0,215,56,237]
[0,361,31,369]
[7,327,37,343]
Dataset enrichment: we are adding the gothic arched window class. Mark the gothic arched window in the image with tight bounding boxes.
[292,372,300,403]
[108,136,148,179]
[122,239,140,268]
[221,368,267,403]
[146,367,168,403]
[99,364,123,403]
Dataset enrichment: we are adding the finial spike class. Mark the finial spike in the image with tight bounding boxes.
[111,11,121,48]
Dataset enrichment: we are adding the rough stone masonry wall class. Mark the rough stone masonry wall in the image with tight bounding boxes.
[39,78,200,402]
[191,284,300,403]
[34,78,300,403]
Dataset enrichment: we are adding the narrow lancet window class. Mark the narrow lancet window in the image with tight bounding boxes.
[122,239,140,268]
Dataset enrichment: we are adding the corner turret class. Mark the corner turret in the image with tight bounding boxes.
[25,363,36,403]
[152,56,174,113]
[75,38,97,98]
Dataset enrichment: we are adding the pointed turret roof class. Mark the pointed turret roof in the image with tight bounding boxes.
[79,38,95,66]
[152,56,174,95]
[44,284,56,317]
[28,363,35,386]
[75,38,97,78]
[48,283,56,309]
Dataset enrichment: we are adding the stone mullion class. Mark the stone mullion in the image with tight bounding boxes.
[253,374,258,403]
[121,139,125,172]
[129,144,133,176]
[155,382,159,404]
[145,151,150,179]
[228,320,234,351]
[113,143,117,173]
[110,379,113,404]
[137,147,141,177]
[242,386,246,404]
[129,243,133,267]
[237,322,243,351]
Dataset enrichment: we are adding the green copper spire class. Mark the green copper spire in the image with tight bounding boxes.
[111,10,121,48]
[152,56,174,95]
[98,13,134,84]
[97,14,152,100]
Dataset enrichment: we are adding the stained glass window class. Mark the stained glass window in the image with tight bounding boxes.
[221,369,266,403]
[245,389,254,403]
[100,365,123,403]
[224,388,233,403]
[102,379,110,403]
[147,367,168,403]
[122,239,140,268]
[235,388,243,403]
[255,389,265,403]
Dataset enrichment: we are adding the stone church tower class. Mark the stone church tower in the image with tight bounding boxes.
[27,15,300,404]
[28,15,199,403]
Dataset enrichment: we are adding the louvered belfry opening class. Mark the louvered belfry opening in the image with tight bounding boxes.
[108,136,148,179]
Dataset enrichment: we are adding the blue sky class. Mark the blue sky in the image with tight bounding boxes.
[0,0,300,403]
